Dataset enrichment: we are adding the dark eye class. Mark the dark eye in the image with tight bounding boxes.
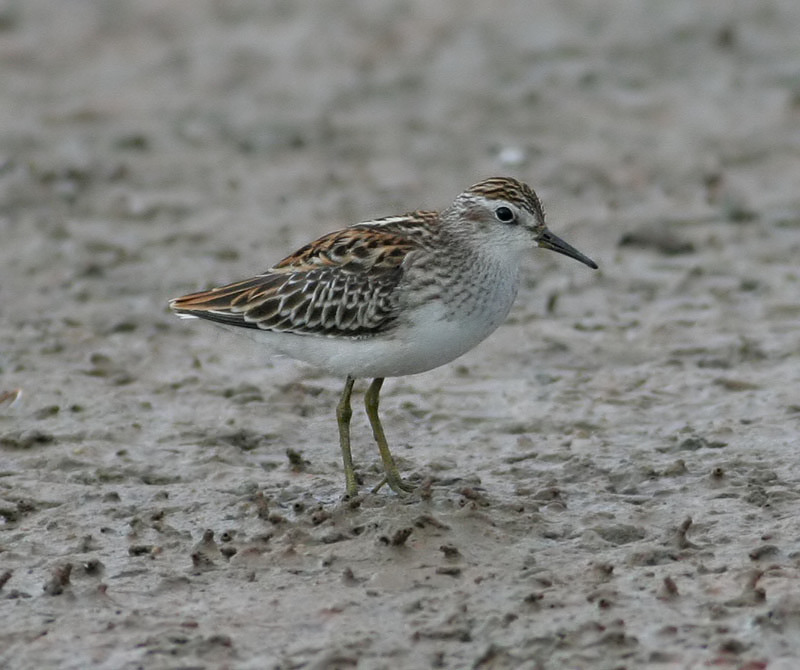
[495,206,515,223]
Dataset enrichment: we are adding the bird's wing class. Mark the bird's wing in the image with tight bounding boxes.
[169,215,436,337]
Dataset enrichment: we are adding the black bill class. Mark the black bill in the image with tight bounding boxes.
[537,229,598,269]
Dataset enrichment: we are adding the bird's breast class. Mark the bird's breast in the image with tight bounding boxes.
[395,258,521,367]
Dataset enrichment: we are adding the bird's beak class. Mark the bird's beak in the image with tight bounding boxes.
[537,229,598,269]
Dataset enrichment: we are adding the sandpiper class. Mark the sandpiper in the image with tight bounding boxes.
[170,177,597,496]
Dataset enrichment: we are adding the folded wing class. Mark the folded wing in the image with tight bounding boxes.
[169,222,425,338]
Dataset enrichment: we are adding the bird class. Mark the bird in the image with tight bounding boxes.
[169,177,598,497]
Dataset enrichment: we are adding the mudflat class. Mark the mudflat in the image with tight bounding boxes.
[1,2,799,668]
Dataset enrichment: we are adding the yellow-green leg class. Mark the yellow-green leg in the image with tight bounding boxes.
[336,376,359,497]
[364,377,415,494]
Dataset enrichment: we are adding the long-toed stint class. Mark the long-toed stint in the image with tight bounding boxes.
[170,177,598,496]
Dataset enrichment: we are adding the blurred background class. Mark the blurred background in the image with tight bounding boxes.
[3,0,797,248]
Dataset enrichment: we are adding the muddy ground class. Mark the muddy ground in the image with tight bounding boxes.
[2,1,800,668]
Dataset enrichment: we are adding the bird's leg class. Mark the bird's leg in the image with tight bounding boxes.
[336,375,359,497]
[364,377,415,494]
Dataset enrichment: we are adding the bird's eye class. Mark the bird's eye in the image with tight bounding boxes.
[494,206,515,223]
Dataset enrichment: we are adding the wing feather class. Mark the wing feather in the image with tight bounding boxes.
[169,218,435,338]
